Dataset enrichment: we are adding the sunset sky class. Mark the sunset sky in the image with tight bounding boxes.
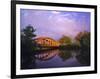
[20,9,90,40]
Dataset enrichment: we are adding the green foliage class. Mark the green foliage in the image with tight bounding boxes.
[59,35,72,45]
[21,25,36,40]
[80,32,90,47]
[75,31,90,48]
[21,25,37,69]
[21,24,37,53]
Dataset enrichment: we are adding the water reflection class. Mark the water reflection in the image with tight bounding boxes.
[58,50,80,61]
[21,49,90,69]
[35,49,60,61]
[76,49,90,66]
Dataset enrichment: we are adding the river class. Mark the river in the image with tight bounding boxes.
[21,49,90,69]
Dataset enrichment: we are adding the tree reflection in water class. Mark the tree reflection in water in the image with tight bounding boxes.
[21,48,90,69]
[76,48,90,66]
[21,53,36,69]
[58,50,71,61]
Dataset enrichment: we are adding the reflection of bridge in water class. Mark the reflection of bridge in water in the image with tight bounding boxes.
[34,37,60,48]
[35,49,60,61]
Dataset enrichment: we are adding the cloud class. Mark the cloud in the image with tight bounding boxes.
[51,11,61,14]
[21,9,90,40]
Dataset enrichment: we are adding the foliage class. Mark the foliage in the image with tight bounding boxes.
[21,25,36,40]
[21,25,36,50]
[59,35,72,45]
[75,32,84,41]
[21,25,37,69]
[80,32,90,47]
[75,31,90,48]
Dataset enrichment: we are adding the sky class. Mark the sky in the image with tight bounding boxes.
[20,9,90,40]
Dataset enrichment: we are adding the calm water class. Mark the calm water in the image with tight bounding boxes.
[21,49,90,69]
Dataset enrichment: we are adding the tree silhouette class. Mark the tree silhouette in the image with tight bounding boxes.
[22,25,36,39]
[21,25,37,69]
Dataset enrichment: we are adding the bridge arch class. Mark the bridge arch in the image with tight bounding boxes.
[34,37,60,47]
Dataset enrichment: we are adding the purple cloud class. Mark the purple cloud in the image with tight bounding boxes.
[20,9,90,40]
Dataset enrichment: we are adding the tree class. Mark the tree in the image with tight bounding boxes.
[21,25,37,69]
[75,31,90,48]
[75,32,83,41]
[22,25,36,39]
[80,32,90,47]
[21,25,37,51]
[59,35,72,45]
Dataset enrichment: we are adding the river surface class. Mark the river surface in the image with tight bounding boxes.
[21,49,90,69]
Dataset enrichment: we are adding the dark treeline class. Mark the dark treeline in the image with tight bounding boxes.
[21,25,37,69]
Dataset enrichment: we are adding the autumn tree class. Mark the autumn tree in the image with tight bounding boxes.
[59,35,72,45]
